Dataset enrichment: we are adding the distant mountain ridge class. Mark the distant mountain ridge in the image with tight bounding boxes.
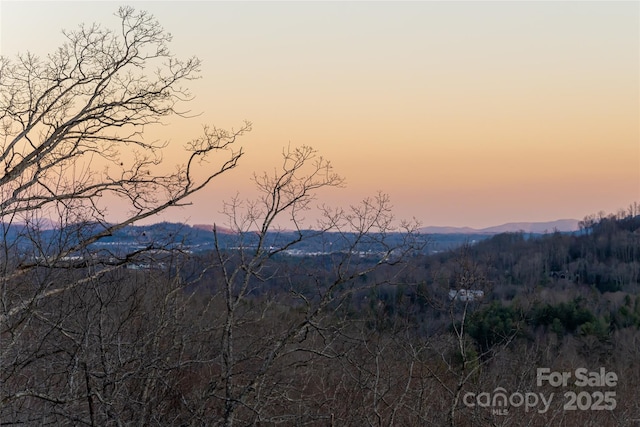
[5,218,580,237]
[419,219,579,235]
[1,219,579,258]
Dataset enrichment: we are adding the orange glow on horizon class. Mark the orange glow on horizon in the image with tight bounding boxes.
[1,1,637,228]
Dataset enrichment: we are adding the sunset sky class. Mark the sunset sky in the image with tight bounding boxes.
[1,1,638,229]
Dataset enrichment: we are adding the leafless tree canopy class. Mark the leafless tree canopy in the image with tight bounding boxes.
[0,9,254,422]
[0,8,426,425]
[0,6,249,245]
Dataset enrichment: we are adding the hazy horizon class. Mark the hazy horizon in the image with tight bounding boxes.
[1,1,638,229]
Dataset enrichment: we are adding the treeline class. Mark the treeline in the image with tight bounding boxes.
[4,208,640,426]
[443,209,640,293]
[181,209,640,349]
[360,208,640,336]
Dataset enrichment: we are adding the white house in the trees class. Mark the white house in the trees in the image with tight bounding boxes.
[448,289,484,302]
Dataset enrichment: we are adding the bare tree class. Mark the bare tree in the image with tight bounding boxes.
[202,145,422,425]
[413,246,523,427]
[0,6,249,316]
[0,7,249,423]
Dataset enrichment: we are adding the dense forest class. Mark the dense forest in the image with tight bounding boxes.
[4,206,639,426]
